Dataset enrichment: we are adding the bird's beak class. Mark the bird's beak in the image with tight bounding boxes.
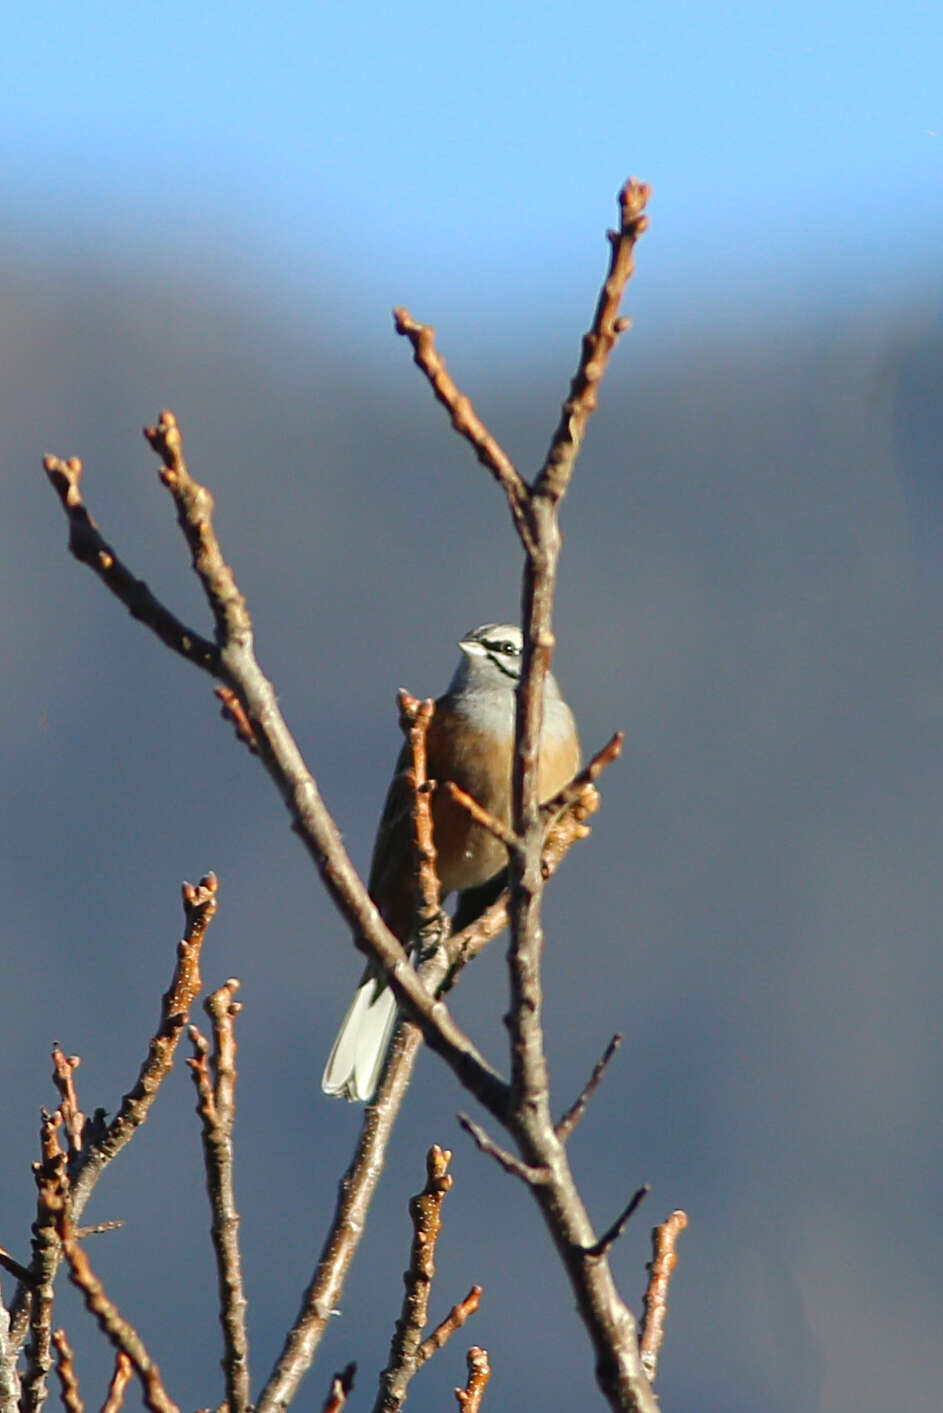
[458,636,487,658]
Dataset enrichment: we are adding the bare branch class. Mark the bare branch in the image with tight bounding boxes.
[67,872,218,1216]
[535,179,651,503]
[40,1178,181,1413]
[52,1329,85,1413]
[540,732,624,821]
[51,1049,85,1155]
[256,918,470,1413]
[441,782,521,853]
[142,411,251,652]
[392,309,531,544]
[442,790,601,988]
[20,1112,69,1413]
[72,1223,124,1241]
[639,1210,687,1383]
[215,686,259,754]
[43,454,218,673]
[456,1116,549,1185]
[555,1034,624,1142]
[373,1145,457,1413]
[322,1364,356,1413]
[0,1247,32,1285]
[10,874,218,1355]
[101,1353,134,1413]
[454,1347,490,1413]
[416,1287,482,1365]
[397,691,442,925]
[585,1186,650,1260]
[187,981,250,1413]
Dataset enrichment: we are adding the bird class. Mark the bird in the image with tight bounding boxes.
[321,623,581,1102]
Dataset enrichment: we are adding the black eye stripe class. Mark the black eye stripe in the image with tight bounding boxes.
[485,649,521,680]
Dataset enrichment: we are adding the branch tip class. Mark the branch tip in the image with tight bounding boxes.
[391,306,530,536]
[216,686,259,753]
[52,1328,84,1413]
[555,1032,623,1141]
[417,1286,483,1365]
[457,1115,549,1185]
[585,1183,650,1259]
[322,1362,356,1413]
[101,1352,134,1413]
[443,780,521,852]
[454,1346,491,1412]
[640,1209,688,1383]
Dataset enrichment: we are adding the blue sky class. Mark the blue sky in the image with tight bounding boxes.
[4,1,941,355]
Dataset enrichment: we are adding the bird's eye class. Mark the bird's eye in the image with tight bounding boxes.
[498,639,521,656]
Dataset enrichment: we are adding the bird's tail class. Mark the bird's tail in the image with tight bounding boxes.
[321,976,399,1102]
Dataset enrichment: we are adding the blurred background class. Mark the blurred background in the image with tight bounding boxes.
[2,4,942,1411]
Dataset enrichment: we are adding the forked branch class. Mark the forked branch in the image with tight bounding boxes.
[394,180,657,1413]
[372,1146,481,1413]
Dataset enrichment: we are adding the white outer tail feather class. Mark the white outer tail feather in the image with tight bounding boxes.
[321,977,399,1102]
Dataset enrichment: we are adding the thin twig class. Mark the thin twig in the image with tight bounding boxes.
[42,1182,181,1413]
[67,874,218,1212]
[0,1247,32,1285]
[442,791,600,988]
[215,687,259,753]
[72,1223,124,1241]
[454,1347,490,1413]
[187,981,250,1413]
[535,180,651,503]
[101,1353,134,1413]
[456,1116,549,1185]
[397,691,441,925]
[52,1329,85,1413]
[416,1287,482,1365]
[142,413,250,652]
[585,1186,650,1259]
[540,732,624,820]
[441,782,521,853]
[372,1145,458,1413]
[20,1112,69,1413]
[639,1210,687,1383]
[392,310,531,545]
[51,1049,85,1155]
[42,455,218,672]
[556,1034,624,1142]
[441,738,617,966]
[10,874,218,1355]
[322,1364,356,1413]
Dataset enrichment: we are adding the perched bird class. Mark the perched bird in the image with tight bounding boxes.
[322,623,581,1101]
